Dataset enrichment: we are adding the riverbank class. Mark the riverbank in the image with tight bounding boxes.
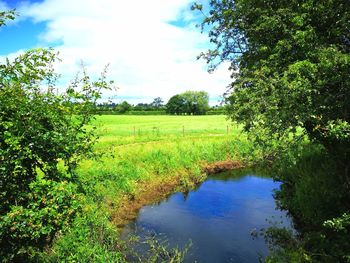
[112,159,244,229]
[45,115,256,262]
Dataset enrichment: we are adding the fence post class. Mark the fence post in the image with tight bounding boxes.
[183,125,185,137]
[133,126,136,137]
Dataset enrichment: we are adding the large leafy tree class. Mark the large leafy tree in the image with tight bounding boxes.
[194,0,350,261]
[0,11,112,260]
[194,0,349,160]
[166,94,186,115]
[166,91,209,115]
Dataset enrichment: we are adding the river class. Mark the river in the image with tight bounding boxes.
[122,169,292,262]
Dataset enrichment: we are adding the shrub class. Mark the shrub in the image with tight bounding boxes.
[0,11,112,260]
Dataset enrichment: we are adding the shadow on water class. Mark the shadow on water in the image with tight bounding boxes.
[122,169,292,263]
[208,167,273,181]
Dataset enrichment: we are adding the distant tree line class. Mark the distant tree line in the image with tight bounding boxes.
[96,91,226,115]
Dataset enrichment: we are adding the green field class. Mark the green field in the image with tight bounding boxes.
[50,115,254,261]
[93,115,238,148]
[81,115,248,196]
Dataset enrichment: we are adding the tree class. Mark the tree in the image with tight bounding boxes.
[134,102,152,111]
[151,97,164,109]
[182,91,210,115]
[166,91,209,115]
[0,11,112,260]
[166,94,185,115]
[194,0,350,261]
[116,101,132,113]
[194,0,349,158]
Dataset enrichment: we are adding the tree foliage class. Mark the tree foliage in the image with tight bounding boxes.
[194,0,350,261]
[166,91,209,115]
[195,0,349,157]
[0,11,112,260]
[116,100,132,113]
[0,9,16,27]
[151,97,164,109]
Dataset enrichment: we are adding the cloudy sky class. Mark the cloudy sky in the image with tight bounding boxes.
[0,0,231,105]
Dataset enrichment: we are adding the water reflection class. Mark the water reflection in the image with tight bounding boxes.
[122,169,291,263]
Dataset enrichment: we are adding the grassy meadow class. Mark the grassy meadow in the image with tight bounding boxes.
[49,115,255,261]
[83,115,249,198]
[93,115,238,148]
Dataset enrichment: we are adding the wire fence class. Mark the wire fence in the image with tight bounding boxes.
[129,125,235,137]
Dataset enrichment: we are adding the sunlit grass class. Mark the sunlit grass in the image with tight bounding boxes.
[76,115,252,223]
[92,115,240,149]
[79,115,250,203]
[51,115,253,261]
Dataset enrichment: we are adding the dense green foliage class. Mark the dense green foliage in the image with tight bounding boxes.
[264,144,350,262]
[195,0,350,261]
[196,0,349,153]
[0,11,113,261]
[166,91,210,115]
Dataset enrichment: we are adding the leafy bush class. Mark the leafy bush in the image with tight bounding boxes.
[268,144,350,262]
[0,177,81,261]
[0,11,112,261]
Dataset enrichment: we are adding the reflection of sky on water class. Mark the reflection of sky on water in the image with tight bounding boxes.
[123,172,292,263]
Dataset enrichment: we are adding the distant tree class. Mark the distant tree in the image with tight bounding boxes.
[182,91,209,115]
[208,104,226,115]
[117,101,132,113]
[151,97,164,109]
[166,94,185,115]
[134,103,151,111]
[97,101,116,111]
[166,91,209,115]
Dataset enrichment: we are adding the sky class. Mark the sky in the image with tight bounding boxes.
[0,0,231,105]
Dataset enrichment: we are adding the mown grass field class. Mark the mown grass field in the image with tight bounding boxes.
[50,115,255,261]
[93,115,239,148]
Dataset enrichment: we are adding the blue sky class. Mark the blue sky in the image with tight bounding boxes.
[0,20,46,54]
[0,0,230,105]
[1,1,40,54]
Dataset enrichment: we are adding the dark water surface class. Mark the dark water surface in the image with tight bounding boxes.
[122,170,291,263]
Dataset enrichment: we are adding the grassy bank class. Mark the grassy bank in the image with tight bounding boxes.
[46,115,254,261]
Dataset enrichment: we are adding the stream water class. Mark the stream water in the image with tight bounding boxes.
[122,169,292,263]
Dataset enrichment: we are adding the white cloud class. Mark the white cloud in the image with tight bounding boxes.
[13,0,232,104]
[0,49,26,63]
